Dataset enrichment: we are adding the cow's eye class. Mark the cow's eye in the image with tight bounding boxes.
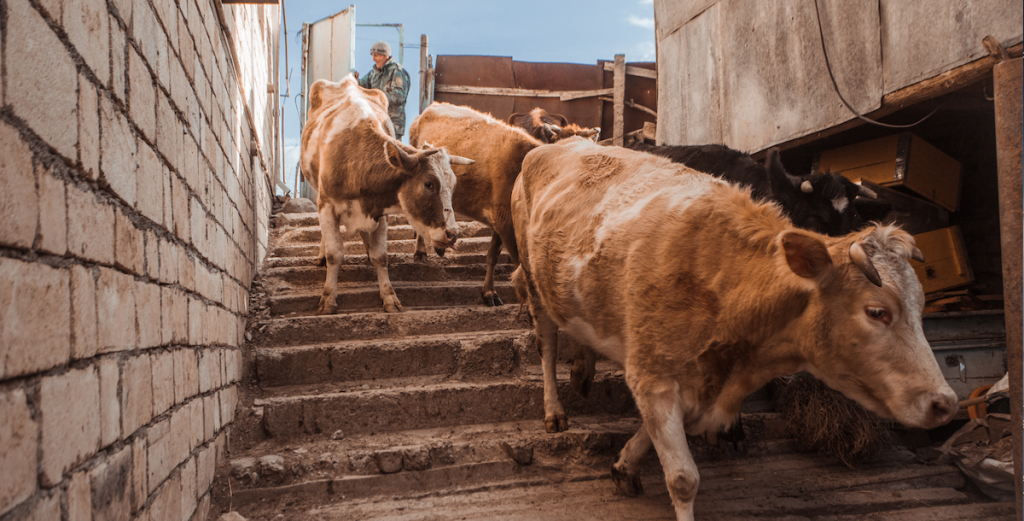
[424,181,434,190]
[865,306,891,325]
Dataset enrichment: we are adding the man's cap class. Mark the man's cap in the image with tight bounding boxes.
[370,41,391,56]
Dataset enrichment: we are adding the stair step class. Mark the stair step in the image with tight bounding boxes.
[266,281,519,316]
[257,374,637,439]
[269,235,501,258]
[253,304,530,347]
[272,211,479,229]
[274,221,495,247]
[262,251,513,269]
[260,256,517,289]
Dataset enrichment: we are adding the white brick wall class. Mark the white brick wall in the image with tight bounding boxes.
[0,0,275,518]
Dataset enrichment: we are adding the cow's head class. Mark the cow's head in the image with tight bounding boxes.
[383,140,472,250]
[779,226,957,430]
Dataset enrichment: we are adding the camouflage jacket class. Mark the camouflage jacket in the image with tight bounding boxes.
[359,58,410,137]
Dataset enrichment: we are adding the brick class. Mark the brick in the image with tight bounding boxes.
[134,1,169,87]
[67,470,91,521]
[163,169,174,230]
[70,265,98,359]
[0,122,39,250]
[24,492,59,521]
[196,444,214,499]
[111,0,131,28]
[133,282,159,349]
[79,76,100,180]
[114,208,144,274]
[122,353,154,436]
[100,94,137,206]
[188,298,206,346]
[40,366,100,486]
[36,166,67,256]
[226,349,241,384]
[174,348,198,404]
[201,394,216,441]
[189,400,204,451]
[6,0,78,160]
[190,198,205,251]
[215,430,227,466]
[0,258,70,378]
[147,472,181,521]
[172,176,191,243]
[153,0,178,55]
[169,287,189,345]
[152,351,175,415]
[191,496,210,521]
[145,229,160,280]
[219,386,237,425]
[90,446,131,521]
[131,436,147,513]
[110,16,126,103]
[67,184,114,264]
[146,418,172,494]
[197,349,213,393]
[98,357,120,448]
[181,456,197,521]
[0,389,36,517]
[64,0,110,85]
[178,249,195,292]
[96,267,137,353]
[179,14,195,82]
[137,141,163,223]
[157,92,182,173]
[182,135,199,192]
[129,47,156,142]
[170,405,192,464]
[159,239,179,285]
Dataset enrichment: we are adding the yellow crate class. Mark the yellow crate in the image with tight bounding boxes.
[911,226,973,294]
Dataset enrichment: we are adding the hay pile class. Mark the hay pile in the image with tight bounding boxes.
[775,373,892,467]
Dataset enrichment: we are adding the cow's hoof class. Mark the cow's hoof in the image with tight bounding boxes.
[570,368,592,398]
[482,293,504,307]
[544,413,568,433]
[611,464,644,497]
[434,247,447,258]
[316,256,326,267]
[317,297,338,315]
[413,251,428,263]
[382,296,404,313]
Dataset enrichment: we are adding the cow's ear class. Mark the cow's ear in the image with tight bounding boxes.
[383,140,418,173]
[780,231,832,279]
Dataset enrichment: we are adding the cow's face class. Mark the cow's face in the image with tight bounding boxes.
[781,228,957,430]
[384,141,470,249]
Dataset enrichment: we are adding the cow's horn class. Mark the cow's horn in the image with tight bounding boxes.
[910,247,925,263]
[582,128,599,137]
[849,242,882,287]
[449,155,475,165]
[801,180,813,193]
[857,185,878,199]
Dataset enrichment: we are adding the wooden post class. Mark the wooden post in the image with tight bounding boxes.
[613,54,625,146]
[993,56,1022,519]
[419,34,429,113]
[425,55,435,108]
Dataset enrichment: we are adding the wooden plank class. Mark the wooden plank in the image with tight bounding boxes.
[613,54,625,146]
[419,35,428,113]
[602,62,658,80]
[598,96,657,118]
[432,84,612,101]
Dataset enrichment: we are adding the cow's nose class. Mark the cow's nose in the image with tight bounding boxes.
[446,230,458,244]
[929,394,956,426]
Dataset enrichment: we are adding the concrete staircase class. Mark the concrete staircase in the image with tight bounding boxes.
[221,211,1015,521]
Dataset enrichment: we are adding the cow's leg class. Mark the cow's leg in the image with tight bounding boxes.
[361,217,403,313]
[569,339,597,398]
[481,231,504,306]
[612,423,650,497]
[632,380,700,521]
[534,311,567,432]
[317,205,344,315]
[414,233,428,263]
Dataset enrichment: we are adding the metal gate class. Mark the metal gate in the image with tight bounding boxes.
[299,5,356,200]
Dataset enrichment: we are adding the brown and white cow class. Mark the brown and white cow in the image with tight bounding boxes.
[409,102,544,306]
[511,138,957,520]
[508,107,600,143]
[300,76,472,314]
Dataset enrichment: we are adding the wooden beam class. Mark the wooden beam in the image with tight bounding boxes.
[603,62,657,80]
[222,1,278,3]
[613,54,625,146]
[598,96,657,118]
[433,84,612,101]
[419,34,429,113]
[762,42,1024,156]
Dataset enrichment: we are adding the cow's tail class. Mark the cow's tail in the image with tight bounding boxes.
[511,266,531,321]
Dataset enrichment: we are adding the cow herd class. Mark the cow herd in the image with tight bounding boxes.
[299,75,958,521]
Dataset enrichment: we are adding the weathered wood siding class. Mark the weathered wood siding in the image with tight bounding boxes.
[655,0,1023,152]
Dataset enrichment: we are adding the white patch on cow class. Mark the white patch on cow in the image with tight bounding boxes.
[563,317,625,364]
[832,196,849,213]
[334,199,380,234]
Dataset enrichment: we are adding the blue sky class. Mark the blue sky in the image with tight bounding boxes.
[278,0,656,195]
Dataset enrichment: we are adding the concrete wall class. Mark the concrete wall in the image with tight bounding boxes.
[654,0,1023,151]
[0,0,276,519]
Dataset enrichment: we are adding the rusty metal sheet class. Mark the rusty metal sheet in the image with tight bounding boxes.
[434,55,516,118]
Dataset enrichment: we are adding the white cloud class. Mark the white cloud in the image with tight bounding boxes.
[639,0,654,4]
[636,41,656,62]
[628,15,654,29]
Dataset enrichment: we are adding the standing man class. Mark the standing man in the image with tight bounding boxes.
[359,41,411,140]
